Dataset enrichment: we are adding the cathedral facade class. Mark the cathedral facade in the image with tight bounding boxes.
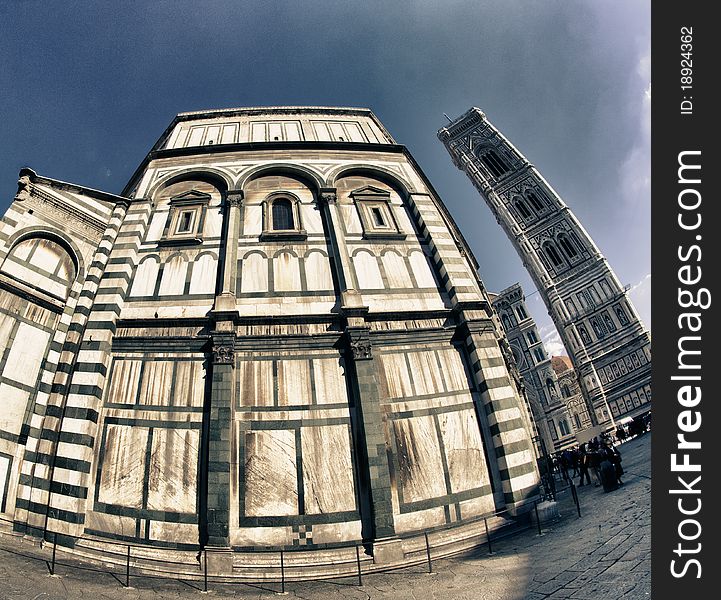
[439,108,652,430]
[0,107,539,566]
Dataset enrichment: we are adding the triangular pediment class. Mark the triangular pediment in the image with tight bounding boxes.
[349,185,390,198]
[169,189,212,205]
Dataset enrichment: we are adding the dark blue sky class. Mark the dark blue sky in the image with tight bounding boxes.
[0,0,650,354]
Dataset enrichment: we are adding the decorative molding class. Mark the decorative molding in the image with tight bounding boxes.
[23,187,107,236]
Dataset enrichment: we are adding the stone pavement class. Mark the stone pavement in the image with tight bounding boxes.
[0,434,651,600]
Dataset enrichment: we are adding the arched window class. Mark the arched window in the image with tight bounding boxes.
[578,325,591,345]
[603,313,617,332]
[272,198,295,230]
[480,149,510,177]
[559,419,570,436]
[557,233,578,259]
[562,384,571,398]
[501,314,512,331]
[515,199,532,219]
[516,305,528,320]
[546,377,556,399]
[544,242,564,267]
[526,190,544,212]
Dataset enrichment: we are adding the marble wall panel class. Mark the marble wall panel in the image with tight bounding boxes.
[189,253,218,294]
[138,361,173,406]
[381,251,413,288]
[147,428,199,513]
[409,251,437,288]
[0,313,17,353]
[1,322,50,386]
[235,526,292,547]
[273,252,302,291]
[84,510,137,538]
[436,348,470,392]
[301,424,356,514]
[149,521,199,544]
[340,204,363,234]
[277,360,312,406]
[97,424,149,509]
[311,521,362,544]
[352,250,384,289]
[438,409,489,493]
[244,429,298,517]
[305,251,334,291]
[106,359,142,404]
[145,212,168,242]
[174,360,205,408]
[300,204,324,234]
[243,205,263,236]
[376,352,414,400]
[129,257,159,297]
[407,350,444,396]
[392,416,446,504]
[240,252,269,293]
[312,358,347,405]
[393,506,446,534]
[238,360,274,407]
[159,255,188,295]
[204,203,224,238]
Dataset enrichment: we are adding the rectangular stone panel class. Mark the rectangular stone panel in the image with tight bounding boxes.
[438,409,490,493]
[173,360,205,408]
[436,348,470,392]
[97,424,149,509]
[146,428,199,513]
[311,358,347,405]
[277,359,312,406]
[244,429,298,517]
[301,424,356,514]
[407,350,444,396]
[376,352,414,400]
[106,359,142,405]
[2,322,50,386]
[238,360,274,407]
[0,384,30,436]
[392,416,446,504]
[138,361,173,406]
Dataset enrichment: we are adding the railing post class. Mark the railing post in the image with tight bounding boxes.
[280,549,285,594]
[355,544,363,586]
[424,532,432,574]
[534,501,542,536]
[484,517,493,555]
[204,548,208,593]
[50,531,57,575]
[125,545,131,588]
[570,480,581,517]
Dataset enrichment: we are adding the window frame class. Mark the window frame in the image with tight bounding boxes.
[260,192,307,241]
[351,186,406,240]
[159,189,211,247]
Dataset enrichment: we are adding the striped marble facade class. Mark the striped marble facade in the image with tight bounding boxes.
[0,107,540,560]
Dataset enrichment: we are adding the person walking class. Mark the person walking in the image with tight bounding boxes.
[578,443,592,486]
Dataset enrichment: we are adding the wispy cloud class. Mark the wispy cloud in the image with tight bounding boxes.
[628,273,651,329]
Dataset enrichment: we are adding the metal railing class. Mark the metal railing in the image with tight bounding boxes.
[0,494,580,593]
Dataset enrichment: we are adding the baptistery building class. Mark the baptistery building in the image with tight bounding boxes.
[0,107,539,569]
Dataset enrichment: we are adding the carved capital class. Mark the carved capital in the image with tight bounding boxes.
[346,328,372,361]
[212,340,235,365]
[226,190,244,207]
[317,188,337,207]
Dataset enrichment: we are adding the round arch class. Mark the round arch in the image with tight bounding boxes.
[328,164,415,197]
[3,226,85,281]
[146,168,232,200]
[237,163,324,193]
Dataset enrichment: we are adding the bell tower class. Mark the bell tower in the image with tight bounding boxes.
[439,108,651,428]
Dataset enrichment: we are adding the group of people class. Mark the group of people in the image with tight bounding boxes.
[551,434,624,490]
